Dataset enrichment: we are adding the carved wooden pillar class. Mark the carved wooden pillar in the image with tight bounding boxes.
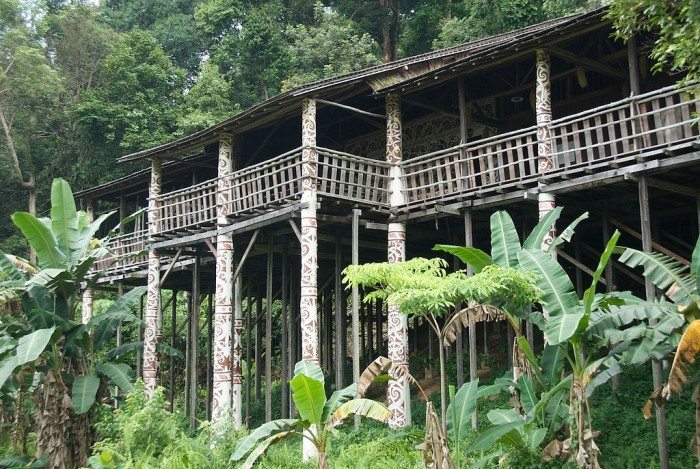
[81,199,94,325]
[536,48,556,249]
[212,133,234,428]
[143,158,162,395]
[386,92,410,428]
[300,98,320,461]
[300,98,319,365]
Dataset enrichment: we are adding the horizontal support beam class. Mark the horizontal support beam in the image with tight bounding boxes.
[316,99,385,120]
[151,203,307,250]
[549,46,626,79]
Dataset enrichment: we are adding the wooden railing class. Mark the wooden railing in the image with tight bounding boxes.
[156,179,218,234]
[231,147,303,216]
[403,84,699,207]
[139,84,698,240]
[93,229,148,273]
[317,147,390,208]
[151,146,390,234]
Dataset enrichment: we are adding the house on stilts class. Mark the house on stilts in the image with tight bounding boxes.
[76,7,700,430]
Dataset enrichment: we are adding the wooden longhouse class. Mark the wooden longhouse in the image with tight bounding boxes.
[76,8,700,431]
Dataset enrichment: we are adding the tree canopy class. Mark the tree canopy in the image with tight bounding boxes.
[0,0,602,258]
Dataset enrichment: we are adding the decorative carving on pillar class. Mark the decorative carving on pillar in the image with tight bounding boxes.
[300,99,319,364]
[212,134,235,427]
[386,93,410,429]
[143,159,162,395]
[538,192,557,251]
[536,48,553,173]
[535,49,557,250]
[81,289,93,325]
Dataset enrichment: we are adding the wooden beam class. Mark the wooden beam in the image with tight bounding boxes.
[639,175,670,469]
[204,238,217,257]
[288,219,302,243]
[152,203,306,250]
[546,46,626,80]
[351,208,361,429]
[645,177,697,198]
[316,98,386,120]
[558,250,606,286]
[233,229,260,282]
[609,218,689,265]
[159,248,183,287]
[265,236,273,422]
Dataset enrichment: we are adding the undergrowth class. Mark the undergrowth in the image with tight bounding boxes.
[80,363,699,468]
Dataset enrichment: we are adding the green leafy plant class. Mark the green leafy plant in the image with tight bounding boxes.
[343,257,539,427]
[0,178,142,467]
[616,236,700,463]
[231,359,393,469]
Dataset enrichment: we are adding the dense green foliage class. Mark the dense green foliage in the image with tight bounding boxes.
[608,0,700,84]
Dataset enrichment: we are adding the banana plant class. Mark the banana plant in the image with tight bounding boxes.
[434,208,589,384]
[615,236,700,463]
[445,371,571,467]
[515,228,678,468]
[231,359,393,469]
[0,178,143,468]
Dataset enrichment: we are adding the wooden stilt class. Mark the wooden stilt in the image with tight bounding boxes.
[265,237,273,422]
[335,235,345,389]
[189,256,200,429]
[454,256,464,388]
[281,249,289,418]
[351,208,361,428]
[367,289,374,362]
[574,241,584,296]
[184,291,191,418]
[255,292,262,404]
[206,292,213,421]
[639,175,670,469]
[464,209,477,429]
[169,290,178,412]
[289,264,297,418]
[233,274,243,429]
[245,284,252,424]
[116,282,123,347]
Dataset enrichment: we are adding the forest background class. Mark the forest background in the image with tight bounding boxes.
[0,0,601,256]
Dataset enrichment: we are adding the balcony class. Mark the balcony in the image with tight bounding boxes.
[402,84,699,208]
[99,84,699,274]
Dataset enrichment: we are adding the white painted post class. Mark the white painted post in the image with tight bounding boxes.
[143,158,162,395]
[386,92,410,428]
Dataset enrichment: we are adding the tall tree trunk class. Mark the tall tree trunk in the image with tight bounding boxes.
[379,0,398,62]
[35,371,73,469]
[0,102,38,260]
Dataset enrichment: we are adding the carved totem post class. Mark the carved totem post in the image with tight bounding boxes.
[143,158,162,395]
[300,99,320,460]
[536,48,556,250]
[386,92,411,428]
[212,133,235,428]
